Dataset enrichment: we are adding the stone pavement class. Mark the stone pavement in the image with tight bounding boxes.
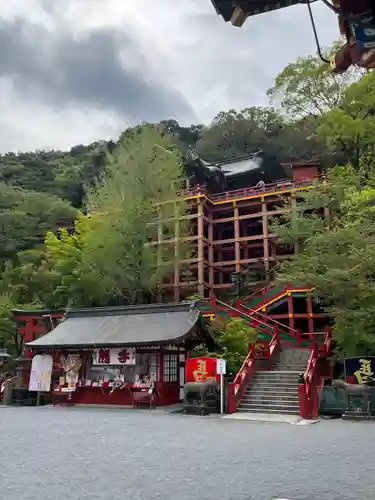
[222,412,319,425]
[1,406,374,500]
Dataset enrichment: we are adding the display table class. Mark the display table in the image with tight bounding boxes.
[52,387,76,406]
[129,385,158,409]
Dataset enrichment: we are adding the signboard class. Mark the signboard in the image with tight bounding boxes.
[29,354,53,392]
[216,358,227,375]
[92,348,136,366]
[185,357,219,383]
[344,357,375,384]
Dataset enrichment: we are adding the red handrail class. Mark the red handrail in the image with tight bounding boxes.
[237,302,301,343]
[227,328,280,413]
[213,298,281,338]
[298,327,332,419]
[241,283,274,304]
[185,177,316,203]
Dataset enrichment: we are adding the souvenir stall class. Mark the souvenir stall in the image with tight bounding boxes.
[25,302,215,407]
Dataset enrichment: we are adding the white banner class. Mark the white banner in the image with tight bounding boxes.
[92,347,136,366]
[29,354,53,392]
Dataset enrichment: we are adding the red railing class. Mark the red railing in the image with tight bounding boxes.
[240,283,274,304]
[227,328,281,413]
[212,298,291,341]
[185,177,315,203]
[298,327,332,419]
[210,177,314,202]
[236,302,302,345]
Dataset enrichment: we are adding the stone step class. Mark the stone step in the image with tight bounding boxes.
[272,365,307,370]
[238,407,300,415]
[247,383,299,390]
[238,408,299,415]
[254,374,300,382]
[249,382,299,389]
[242,396,299,405]
[257,369,301,373]
[255,372,301,377]
[243,399,299,407]
[238,403,300,413]
[245,387,298,397]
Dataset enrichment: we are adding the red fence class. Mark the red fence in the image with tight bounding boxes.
[227,328,281,413]
[185,177,315,202]
[298,328,332,419]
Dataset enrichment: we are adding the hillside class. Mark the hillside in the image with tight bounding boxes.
[1,47,374,277]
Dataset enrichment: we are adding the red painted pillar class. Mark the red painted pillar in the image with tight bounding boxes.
[287,292,295,330]
[298,383,309,419]
[158,348,164,405]
[227,382,236,414]
[307,295,314,337]
[24,318,35,343]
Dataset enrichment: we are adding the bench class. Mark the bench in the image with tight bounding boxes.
[131,389,157,410]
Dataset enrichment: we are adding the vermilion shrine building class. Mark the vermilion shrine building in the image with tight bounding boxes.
[24,302,215,406]
[14,154,330,411]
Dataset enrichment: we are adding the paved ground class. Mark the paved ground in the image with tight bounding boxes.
[1,407,374,500]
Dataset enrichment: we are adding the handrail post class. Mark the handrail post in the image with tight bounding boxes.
[298,377,309,419]
[272,326,279,343]
[227,382,236,414]
[296,328,302,346]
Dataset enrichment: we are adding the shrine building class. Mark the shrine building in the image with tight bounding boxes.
[24,301,215,407]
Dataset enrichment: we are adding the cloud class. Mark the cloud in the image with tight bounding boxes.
[0,18,197,124]
[0,0,337,152]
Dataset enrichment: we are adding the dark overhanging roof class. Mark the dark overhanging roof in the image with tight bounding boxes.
[13,309,65,318]
[25,302,215,350]
[211,1,308,24]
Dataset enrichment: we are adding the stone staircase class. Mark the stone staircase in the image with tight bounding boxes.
[238,347,311,415]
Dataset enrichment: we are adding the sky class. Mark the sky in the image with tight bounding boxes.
[0,0,337,153]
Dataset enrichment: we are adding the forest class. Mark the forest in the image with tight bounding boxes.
[1,42,375,358]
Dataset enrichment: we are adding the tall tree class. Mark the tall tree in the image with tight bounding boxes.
[38,125,191,308]
[316,71,375,168]
[267,44,375,167]
[272,166,375,356]
[267,44,359,119]
[196,107,285,162]
[0,183,77,269]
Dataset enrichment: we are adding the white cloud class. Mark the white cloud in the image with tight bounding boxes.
[0,0,337,152]
[0,77,123,152]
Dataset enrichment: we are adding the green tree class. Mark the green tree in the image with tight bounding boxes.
[267,44,375,168]
[192,316,259,374]
[195,106,332,170]
[0,271,39,357]
[37,125,191,308]
[267,44,359,119]
[272,166,375,356]
[196,107,285,162]
[0,183,77,268]
[316,72,375,168]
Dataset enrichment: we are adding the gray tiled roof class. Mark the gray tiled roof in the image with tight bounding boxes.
[25,302,208,349]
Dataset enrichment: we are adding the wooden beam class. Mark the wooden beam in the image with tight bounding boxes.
[173,203,180,302]
[234,203,241,274]
[208,209,214,296]
[197,199,205,298]
[262,199,270,281]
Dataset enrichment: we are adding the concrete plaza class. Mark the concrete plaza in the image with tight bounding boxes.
[0,407,373,500]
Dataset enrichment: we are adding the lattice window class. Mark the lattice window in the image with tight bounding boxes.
[163,353,178,383]
[149,354,159,382]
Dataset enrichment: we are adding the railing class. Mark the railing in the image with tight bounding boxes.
[236,302,302,344]
[227,328,281,413]
[212,298,286,340]
[298,327,332,419]
[241,283,274,304]
[211,177,314,202]
[185,177,315,203]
